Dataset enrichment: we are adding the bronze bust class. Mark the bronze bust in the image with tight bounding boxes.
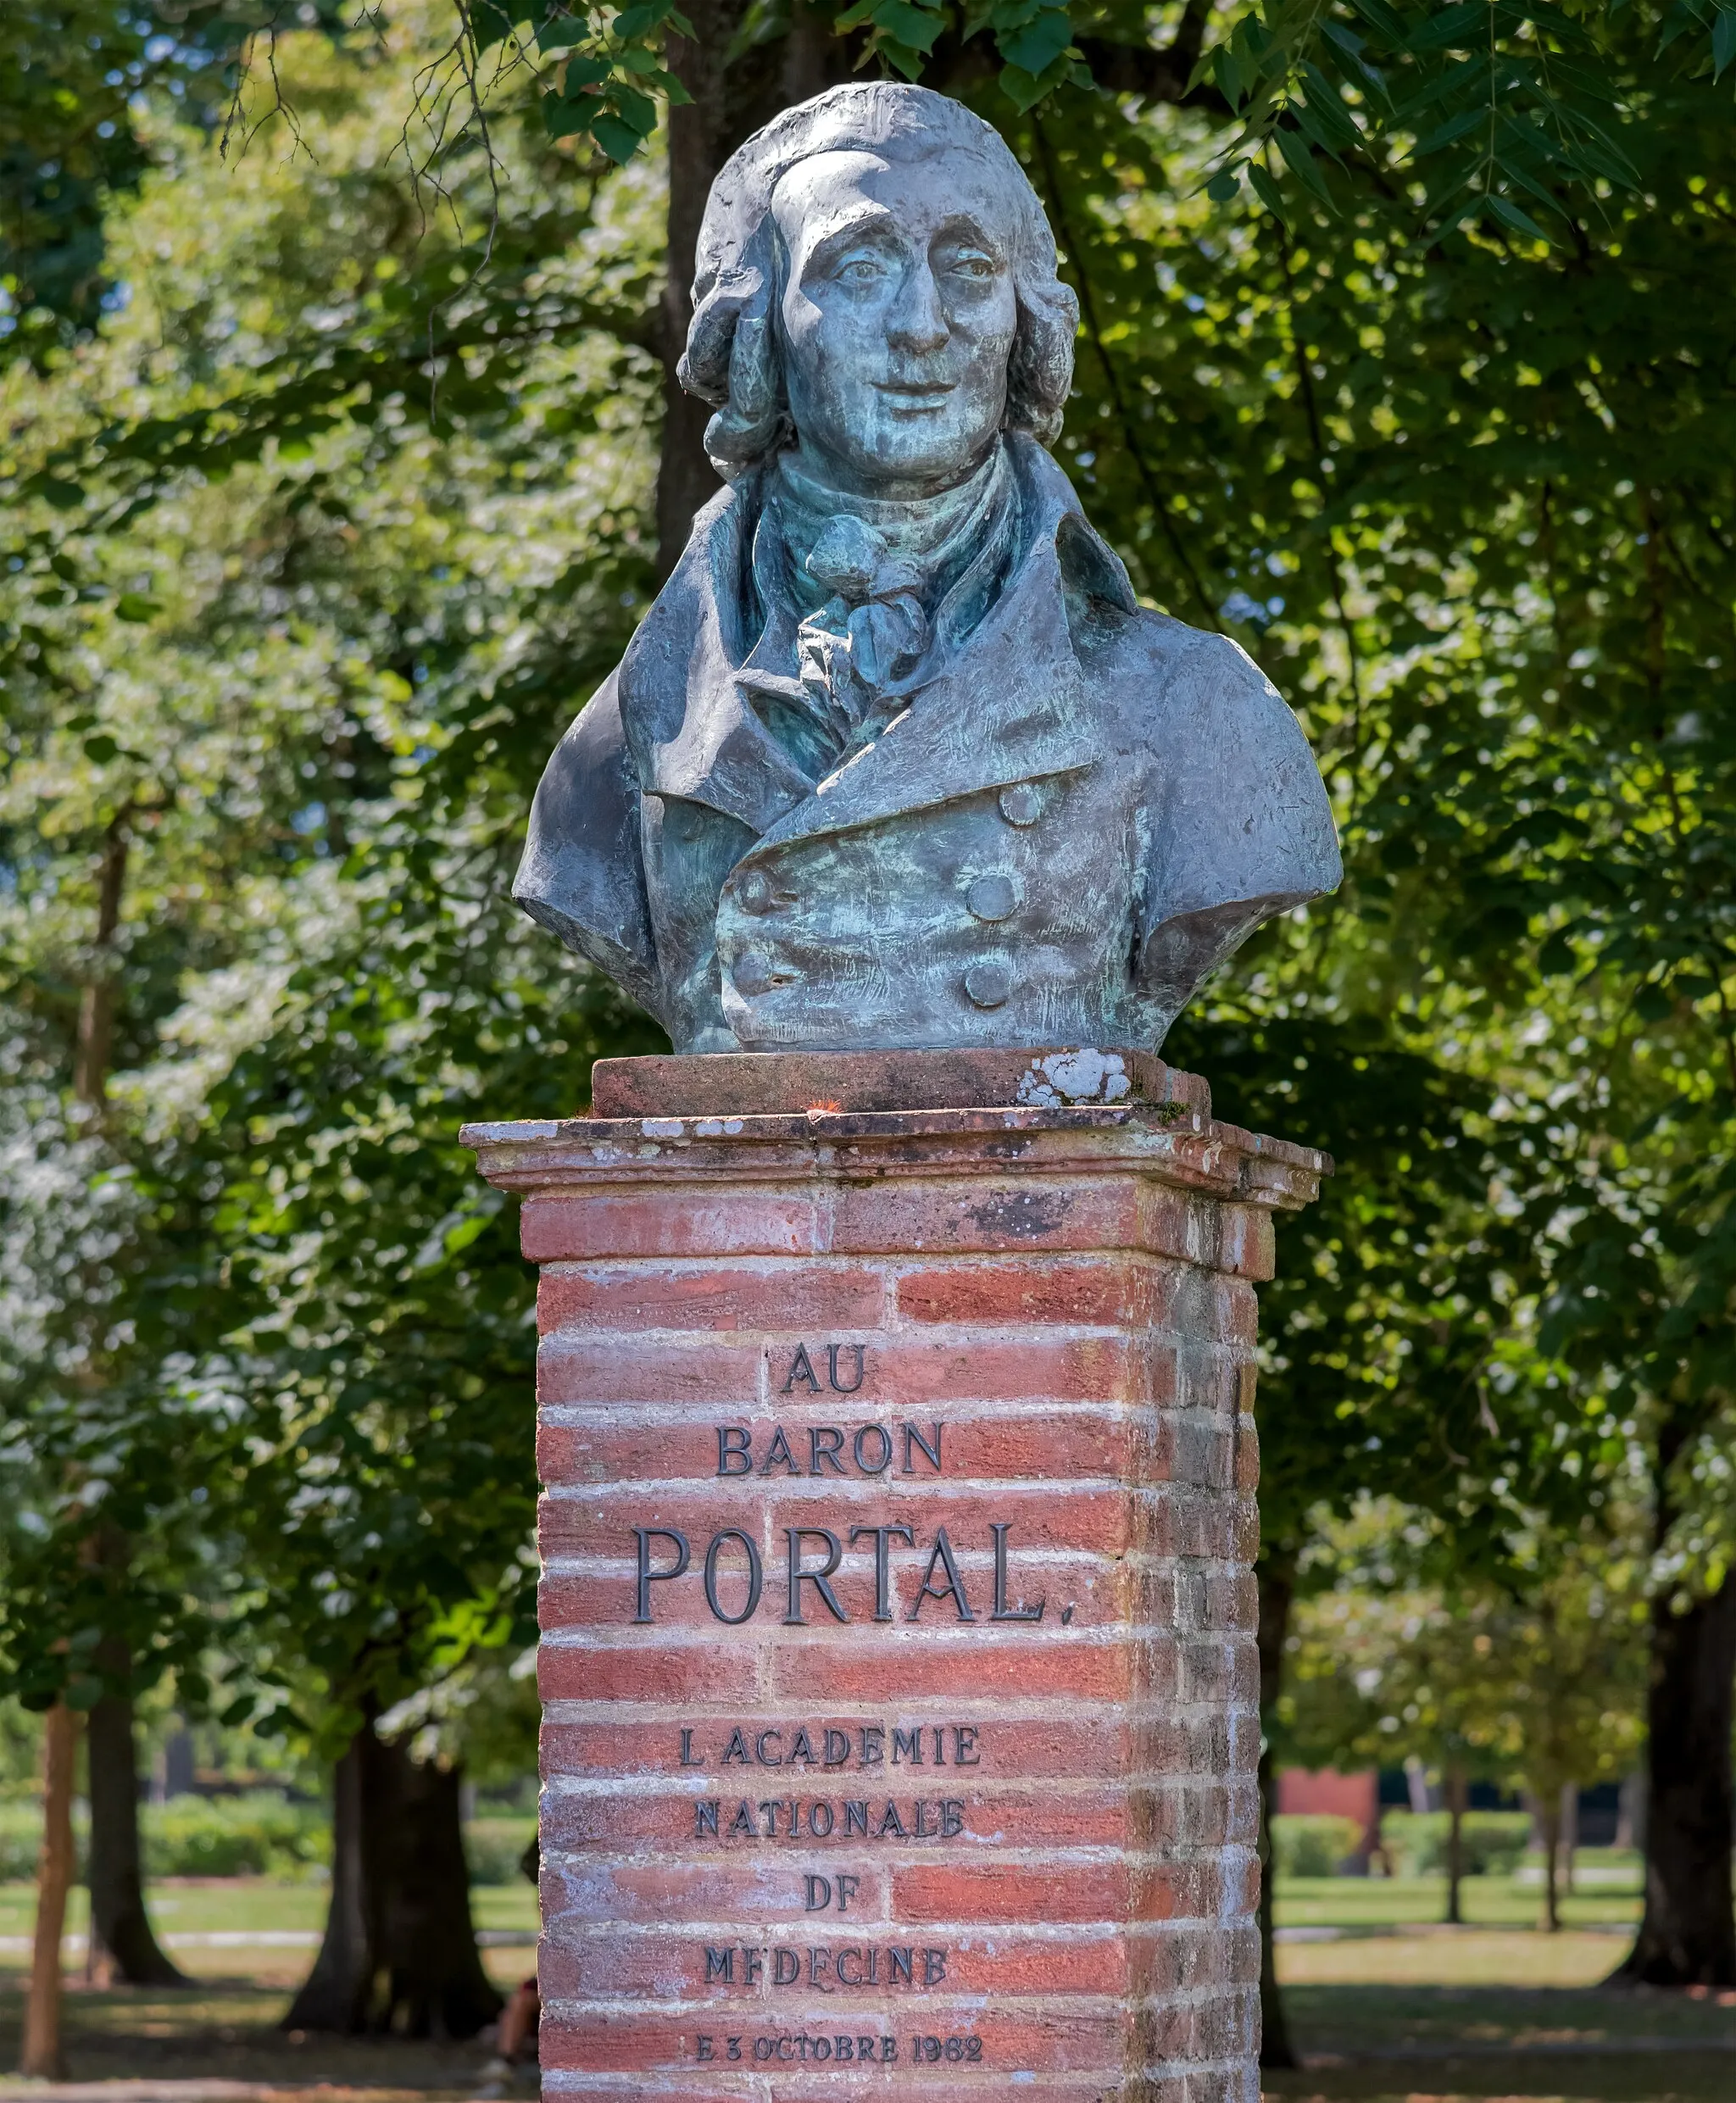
[515,84,1340,1054]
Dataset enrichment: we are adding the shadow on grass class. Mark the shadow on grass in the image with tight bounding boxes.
[0,1980,499,2097]
[1267,1981,1736,2103]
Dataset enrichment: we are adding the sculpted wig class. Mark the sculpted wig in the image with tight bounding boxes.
[677,83,1079,479]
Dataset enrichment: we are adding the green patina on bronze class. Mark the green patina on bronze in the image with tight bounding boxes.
[514,84,1340,1055]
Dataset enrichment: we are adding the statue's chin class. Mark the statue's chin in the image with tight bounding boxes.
[793,427,1002,502]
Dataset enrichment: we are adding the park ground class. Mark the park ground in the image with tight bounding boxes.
[1,1853,1733,2101]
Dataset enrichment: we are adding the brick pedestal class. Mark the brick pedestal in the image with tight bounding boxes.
[464,1049,1327,2103]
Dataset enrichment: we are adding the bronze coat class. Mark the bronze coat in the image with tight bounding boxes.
[515,439,1341,1054]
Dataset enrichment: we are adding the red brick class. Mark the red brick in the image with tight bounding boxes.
[537,1407,1143,1488]
[538,1263,887,1337]
[539,1782,1146,1856]
[542,1856,891,1927]
[893,1255,1177,1328]
[537,1337,761,1406]
[828,1177,1142,1256]
[819,1334,1170,1405]
[766,1638,1140,1705]
[540,1715,1149,1783]
[1232,1415,1260,1491]
[539,2005,1131,2077]
[538,1641,761,1705]
[470,1080,1326,2100]
[537,1924,1133,2001]
[525,1188,825,1263]
[537,1483,1146,1570]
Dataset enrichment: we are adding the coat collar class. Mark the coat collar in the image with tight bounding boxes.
[622,436,1132,846]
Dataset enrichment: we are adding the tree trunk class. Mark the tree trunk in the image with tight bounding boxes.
[20,1702,80,2079]
[655,0,737,579]
[1559,1778,1577,1899]
[1444,1761,1466,1927]
[1617,1578,1736,1986]
[653,1,857,578]
[286,1733,370,2032]
[1539,1789,1562,1933]
[86,1638,191,1988]
[1255,1558,1298,2072]
[286,1725,503,2039]
[373,1734,502,2038]
[73,826,186,1985]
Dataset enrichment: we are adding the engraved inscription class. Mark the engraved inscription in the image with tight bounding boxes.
[715,1421,942,1476]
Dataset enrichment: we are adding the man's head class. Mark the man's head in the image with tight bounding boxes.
[680,86,1077,491]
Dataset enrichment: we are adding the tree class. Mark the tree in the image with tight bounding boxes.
[2,7,662,2036]
[8,0,1736,2061]
[1286,1512,1647,1930]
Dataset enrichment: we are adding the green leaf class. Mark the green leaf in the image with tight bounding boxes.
[611,2,665,36]
[1276,125,1334,202]
[115,593,160,622]
[543,92,594,139]
[1206,165,1243,203]
[998,7,1072,79]
[868,0,946,55]
[1344,0,1410,45]
[591,111,648,161]
[559,55,612,92]
[534,8,582,51]
[1413,105,1490,157]
[37,477,85,510]
[1407,2,1491,53]
[1485,192,1552,245]
[610,83,657,131]
[1297,63,1360,147]
[1292,96,1348,163]
[83,732,120,763]
[1248,161,1291,225]
[1635,981,1674,1022]
[471,0,520,49]
[1715,5,1736,80]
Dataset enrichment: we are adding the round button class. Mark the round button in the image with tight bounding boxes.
[965,871,1019,923]
[963,960,1012,1010]
[732,950,775,996]
[999,782,1044,827]
[736,869,775,915]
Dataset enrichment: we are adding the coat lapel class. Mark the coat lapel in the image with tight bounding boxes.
[750,528,1097,854]
[624,471,815,837]
[621,437,1126,849]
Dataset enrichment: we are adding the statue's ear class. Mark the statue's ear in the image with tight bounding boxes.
[1056,512,1138,617]
[682,222,787,477]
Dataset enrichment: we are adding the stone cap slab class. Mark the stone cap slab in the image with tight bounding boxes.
[463,1051,1331,1213]
[590,1045,1209,1118]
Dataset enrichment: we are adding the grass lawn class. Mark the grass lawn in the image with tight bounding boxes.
[1269,1854,1736,2101]
[2,1858,1733,2100]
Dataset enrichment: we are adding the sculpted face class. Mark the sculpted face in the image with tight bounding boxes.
[771,147,1021,499]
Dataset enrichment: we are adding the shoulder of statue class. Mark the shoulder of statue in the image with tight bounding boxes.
[620,465,766,749]
[1076,593,1306,759]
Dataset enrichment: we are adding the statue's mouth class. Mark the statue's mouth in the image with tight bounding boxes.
[876,380,956,413]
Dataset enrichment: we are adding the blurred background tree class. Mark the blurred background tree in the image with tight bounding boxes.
[3,0,1735,2077]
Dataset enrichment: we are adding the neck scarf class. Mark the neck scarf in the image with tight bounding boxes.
[740,440,1019,780]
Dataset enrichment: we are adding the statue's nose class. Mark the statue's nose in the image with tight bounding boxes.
[885,260,949,354]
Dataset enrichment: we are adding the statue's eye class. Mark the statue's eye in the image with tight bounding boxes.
[945,249,997,281]
[834,253,886,285]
